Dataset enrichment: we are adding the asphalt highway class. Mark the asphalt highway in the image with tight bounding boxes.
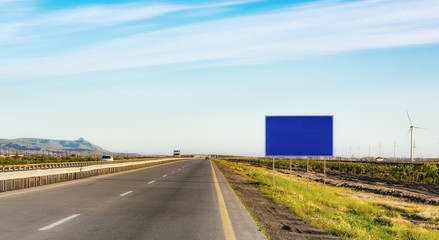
[0,159,266,240]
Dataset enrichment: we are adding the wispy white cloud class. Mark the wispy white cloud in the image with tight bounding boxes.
[0,0,24,4]
[0,2,189,44]
[42,3,188,25]
[0,0,34,43]
[1,0,439,79]
[0,1,255,44]
[0,23,21,43]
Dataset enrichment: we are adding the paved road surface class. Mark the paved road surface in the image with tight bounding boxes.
[0,159,266,240]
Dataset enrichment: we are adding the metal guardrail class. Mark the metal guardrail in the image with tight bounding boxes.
[0,158,187,192]
[0,158,165,173]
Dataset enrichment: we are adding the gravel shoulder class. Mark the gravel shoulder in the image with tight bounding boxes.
[214,160,338,240]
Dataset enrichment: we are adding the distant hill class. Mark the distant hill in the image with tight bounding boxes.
[0,138,107,152]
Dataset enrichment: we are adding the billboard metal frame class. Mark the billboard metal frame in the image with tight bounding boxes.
[265,115,333,157]
[264,115,334,197]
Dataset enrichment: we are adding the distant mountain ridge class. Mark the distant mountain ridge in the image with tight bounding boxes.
[0,138,107,152]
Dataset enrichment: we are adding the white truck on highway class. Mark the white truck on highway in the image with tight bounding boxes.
[172,150,181,157]
[173,150,181,158]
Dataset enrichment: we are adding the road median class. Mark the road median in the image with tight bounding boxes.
[0,158,187,192]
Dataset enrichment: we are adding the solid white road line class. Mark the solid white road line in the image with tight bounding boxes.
[163,175,167,177]
[39,214,80,231]
[120,191,133,197]
[148,180,155,184]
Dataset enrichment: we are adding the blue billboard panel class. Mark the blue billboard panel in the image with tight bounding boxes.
[266,116,333,156]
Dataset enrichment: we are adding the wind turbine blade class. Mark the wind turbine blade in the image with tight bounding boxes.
[406,110,413,125]
[414,126,426,130]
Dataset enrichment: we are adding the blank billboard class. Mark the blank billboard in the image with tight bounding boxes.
[265,116,333,156]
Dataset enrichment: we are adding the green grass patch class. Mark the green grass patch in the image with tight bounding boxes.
[217,160,439,240]
[227,158,439,184]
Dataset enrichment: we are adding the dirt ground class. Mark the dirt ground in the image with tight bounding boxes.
[233,161,439,206]
[214,161,338,240]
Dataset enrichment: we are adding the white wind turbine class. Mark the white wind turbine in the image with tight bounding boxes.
[406,111,424,162]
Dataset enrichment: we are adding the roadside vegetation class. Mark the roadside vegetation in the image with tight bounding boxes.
[217,159,439,240]
[0,155,155,166]
[0,155,100,165]
[227,158,439,184]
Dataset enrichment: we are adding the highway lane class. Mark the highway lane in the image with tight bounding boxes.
[0,159,266,240]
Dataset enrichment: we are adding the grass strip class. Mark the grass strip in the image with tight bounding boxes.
[218,159,439,240]
[227,158,439,184]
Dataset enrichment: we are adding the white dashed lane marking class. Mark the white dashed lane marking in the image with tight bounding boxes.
[120,191,133,197]
[39,214,80,231]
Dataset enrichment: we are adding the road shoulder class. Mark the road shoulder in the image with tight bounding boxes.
[211,160,267,240]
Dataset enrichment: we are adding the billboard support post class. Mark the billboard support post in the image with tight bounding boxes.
[272,157,275,186]
[289,157,292,182]
[307,158,309,192]
[324,158,326,198]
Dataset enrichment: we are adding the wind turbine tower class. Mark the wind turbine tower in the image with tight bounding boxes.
[406,111,423,162]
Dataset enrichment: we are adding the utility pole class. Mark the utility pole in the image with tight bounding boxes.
[437,139,439,161]
[379,143,382,157]
[393,141,396,162]
[369,144,371,161]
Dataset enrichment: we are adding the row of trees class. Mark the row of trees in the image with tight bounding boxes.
[229,158,439,184]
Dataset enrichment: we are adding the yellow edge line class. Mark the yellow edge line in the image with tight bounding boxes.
[210,160,236,240]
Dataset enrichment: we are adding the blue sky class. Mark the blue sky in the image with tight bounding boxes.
[1,0,439,158]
